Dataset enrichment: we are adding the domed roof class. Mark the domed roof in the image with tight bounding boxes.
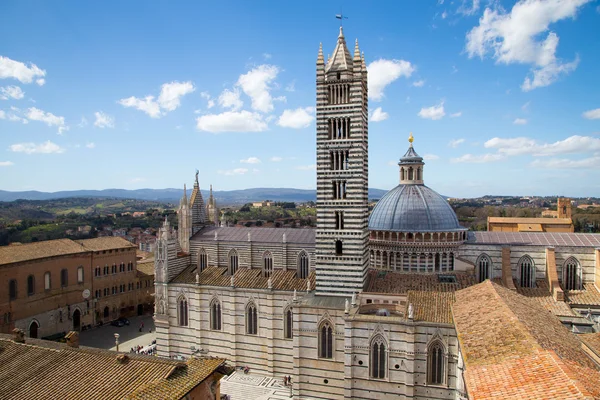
[368,184,464,232]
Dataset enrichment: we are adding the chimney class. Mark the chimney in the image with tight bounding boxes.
[65,331,79,348]
[12,328,25,343]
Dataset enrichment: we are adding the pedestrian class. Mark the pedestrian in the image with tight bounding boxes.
[283,376,287,386]
[288,376,292,385]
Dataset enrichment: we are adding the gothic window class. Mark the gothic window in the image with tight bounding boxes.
[44,272,51,290]
[335,211,344,230]
[518,256,535,288]
[60,269,68,287]
[210,299,221,330]
[370,335,386,379]
[284,307,293,339]
[335,240,343,256]
[476,254,492,283]
[27,275,35,296]
[263,251,273,278]
[563,257,582,291]
[319,321,334,359]
[178,296,188,326]
[198,248,208,272]
[246,302,258,335]
[229,249,239,276]
[77,266,84,283]
[428,341,446,385]
[112,264,117,274]
[297,251,309,279]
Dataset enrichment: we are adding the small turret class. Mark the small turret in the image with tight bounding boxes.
[398,132,425,185]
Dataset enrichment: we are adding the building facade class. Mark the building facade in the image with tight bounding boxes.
[155,27,600,399]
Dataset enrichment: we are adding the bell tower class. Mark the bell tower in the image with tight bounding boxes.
[315,27,369,297]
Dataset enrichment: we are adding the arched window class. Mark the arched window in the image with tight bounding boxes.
[284,307,293,339]
[428,341,445,385]
[178,296,188,326]
[77,266,84,283]
[210,299,221,330]
[198,248,208,272]
[60,269,68,287]
[401,168,405,180]
[263,251,273,278]
[335,240,343,256]
[476,254,492,283]
[229,249,239,276]
[371,335,386,379]
[408,167,414,180]
[29,320,39,339]
[42,271,50,290]
[9,279,17,300]
[297,251,309,279]
[449,252,455,270]
[246,302,258,335]
[563,257,582,291]
[518,256,535,288]
[319,321,333,359]
[27,275,35,296]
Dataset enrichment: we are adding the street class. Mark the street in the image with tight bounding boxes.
[79,314,156,351]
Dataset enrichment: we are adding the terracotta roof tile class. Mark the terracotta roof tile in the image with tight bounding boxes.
[137,258,155,277]
[0,335,224,400]
[516,280,575,317]
[173,265,315,291]
[406,291,455,324]
[365,270,476,294]
[0,239,87,265]
[76,237,137,251]
[565,284,600,306]
[581,333,600,358]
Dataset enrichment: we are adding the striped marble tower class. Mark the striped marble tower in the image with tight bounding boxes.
[315,27,369,297]
[190,170,206,235]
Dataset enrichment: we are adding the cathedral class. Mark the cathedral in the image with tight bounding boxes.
[155,27,600,399]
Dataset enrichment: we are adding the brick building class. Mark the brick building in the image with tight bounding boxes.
[0,237,155,339]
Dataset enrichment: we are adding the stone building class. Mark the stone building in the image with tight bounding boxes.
[0,237,155,339]
[155,27,600,399]
[487,197,574,232]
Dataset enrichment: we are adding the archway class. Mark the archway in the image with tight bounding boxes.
[103,306,109,318]
[29,321,39,338]
[72,309,81,331]
[137,304,144,316]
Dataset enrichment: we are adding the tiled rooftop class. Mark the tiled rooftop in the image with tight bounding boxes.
[516,280,575,317]
[191,226,315,244]
[581,333,600,359]
[467,231,600,247]
[364,270,476,294]
[565,284,600,306]
[453,281,600,399]
[172,265,316,291]
[0,238,87,265]
[0,334,225,400]
[137,258,155,277]
[487,217,572,224]
[406,291,455,324]
[77,237,137,251]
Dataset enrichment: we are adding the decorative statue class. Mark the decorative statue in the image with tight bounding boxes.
[268,277,272,289]
[248,232,251,242]
[293,289,297,301]
[195,169,199,183]
[214,231,218,240]
[344,299,350,314]
[351,292,357,307]
[408,303,414,320]
[230,275,234,287]
[282,232,286,243]
[195,273,200,284]
[306,278,310,292]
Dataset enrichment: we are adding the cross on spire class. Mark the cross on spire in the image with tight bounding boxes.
[336,9,348,27]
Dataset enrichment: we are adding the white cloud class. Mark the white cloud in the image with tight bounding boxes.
[118,95,161,118]
[0,56,46,85]
[240,157,261,164]
[200,91,215,109]
[36,78,45,86]
[582,108,600,120]
[94,111,114,128]
[513,118,527,125]
[218,88,243,111]
[370,107,389,122]
[531,156,600,169]
[9,140,65,154]
[442,11,448,19]
[465,0,589,91]
[78,117,88,128]
[451,153,505,163]
[423,154,440,160]
[448,138,465,148]
[0,110,4,119]
[25,107,68,134]
[458,0,481,15]
[412,80,425,87]
[263,53,272,60]
[218,168,248,176]
[86,142,96,149]
[368,59,415,101]
[521,101,531,112]
[196,110,268,133]
[484,135,600,157]
[418,101,445,120]
[285,81,296,92]
[237,64,280,113]
[270,156,283,162]
[277,107,315,129]
[0,85,24,100]
[118,80,195,118]
[450,111,462,118]
[295,164,316,171]
[0,161,14,166]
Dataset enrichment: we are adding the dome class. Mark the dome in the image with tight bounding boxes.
[368,184,463,232]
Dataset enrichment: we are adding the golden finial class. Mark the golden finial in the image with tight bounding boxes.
[408,132,414,144]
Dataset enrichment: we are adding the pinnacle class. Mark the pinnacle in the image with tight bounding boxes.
[317,42,324,64]
[353,39,361,60]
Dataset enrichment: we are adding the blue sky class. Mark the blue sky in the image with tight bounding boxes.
[1,0,599,198]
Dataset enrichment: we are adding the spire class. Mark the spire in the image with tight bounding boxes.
[353,39,361,61]
[317,43,324,65]
[325,27,353,73]
[180,184,188,206]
